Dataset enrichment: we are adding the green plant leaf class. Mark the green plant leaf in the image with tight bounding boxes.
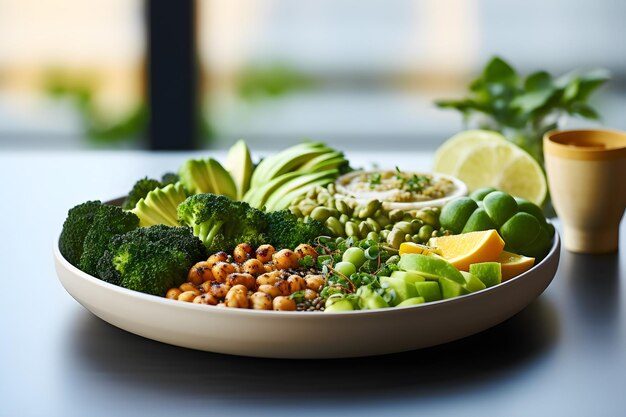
[569,103,600,120]
[563,78,580,102]
[525,71,552,91]
[511,89,555,114]
[483,56,518,86]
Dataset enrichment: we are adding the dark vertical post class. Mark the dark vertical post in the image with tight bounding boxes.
[147,0,197,150]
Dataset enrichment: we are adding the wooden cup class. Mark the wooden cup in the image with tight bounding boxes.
[544,129,626,254]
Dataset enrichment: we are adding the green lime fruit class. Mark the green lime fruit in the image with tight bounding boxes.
[514,197,547,223]
[520,228,552,259]
[470,187,498,202]
[500,212,542,251]
[462,208,497,233]
[483,191,519,228]
[440,197,479,234]
[398,254,465,285]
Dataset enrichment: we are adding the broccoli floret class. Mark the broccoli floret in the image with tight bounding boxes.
[78,205,139,277]
[96,225,207,296]
[177,194,266,253]
[265,210,330,250]
[160,172,180,186]
[122,177,162,210]
[59,200,103,267]
[131,182,188,227]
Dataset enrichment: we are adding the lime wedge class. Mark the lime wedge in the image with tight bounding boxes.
[433,130,508,174]
[434,130,547,206]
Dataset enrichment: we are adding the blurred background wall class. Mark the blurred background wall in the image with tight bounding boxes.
[0,0,624,151]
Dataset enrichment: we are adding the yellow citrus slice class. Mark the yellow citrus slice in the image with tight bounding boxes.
[428,229,505,272]
[433,130,509,175]
[433,130,547,205]
[398,242,442,257]
[498,250,535,281]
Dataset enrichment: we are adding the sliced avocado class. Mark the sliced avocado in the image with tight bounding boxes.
[206,158,237,199]
[469,262,502,288]
[264,169,339,210]
[242,171,302,208]
[396,297,426,307]
[225,140,253,199]
[131,182,187,227]
[439,278,469,299]
[380,276,418,305]
[398,254,465,285]
[390,270,426,284]
[297,151,343,172]
[460,271,487,293]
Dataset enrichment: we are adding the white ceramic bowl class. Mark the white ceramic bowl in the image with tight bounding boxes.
[334,171,468,210]
[54,230,560,359]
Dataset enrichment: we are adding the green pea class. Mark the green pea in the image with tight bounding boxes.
[358,222,371,237]
[339,214,349,224]
[317,192,331,204]
[411,234,422,244]
[324,197,336,208]
[404,233,412,242]
[325,216,345,237]
[326,183,337,195]
[365,218,381,233]
[374,214,390,228]
[345,221,359,238]
[289,206,303,217]
[418,225,434,242]
[366,231,379,241]
[299,204,317,216]
[380,229,390,240]
[306,188,318,199]
[342,247,366,268]
[357,200,382,219]
[335,199,351,215]
[334,261,357,277]
[410,219,424,233]
[393,221,412,234]
[415,209,439,228]
[387,229,405,249]
[388,209,404,222]
[311,206,333,222]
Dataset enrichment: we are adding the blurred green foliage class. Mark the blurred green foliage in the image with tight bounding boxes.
[237,63,314,101]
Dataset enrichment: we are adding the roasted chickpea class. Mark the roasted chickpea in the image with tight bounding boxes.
[225,284,249,308]
[178,291,197,302]
[179,283,200,295]
[166,288,182,299]
[264,263,277,273]
[257,284,282,299]
[233,243,254,264]
[256,271,281,286]
[273,296,296,311]
[187,261,214,285]
[287,275,307,293]
[193,293,218,305]
[272,249,299,270]
[212,262,237,283]
[256,244,276,263]
[294,244,318,260]
[242,258,265,276]
[274,279,291,296]
[207,251,229,268]
[227,273,256,290]
[304,288,318,300]
[305,274,326,291]
[249,292,272,310]
[209,282,231,299]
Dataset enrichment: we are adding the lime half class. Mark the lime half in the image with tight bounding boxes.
[434,130,547,206]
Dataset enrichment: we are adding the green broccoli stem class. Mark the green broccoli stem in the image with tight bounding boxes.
[194,220,224,247]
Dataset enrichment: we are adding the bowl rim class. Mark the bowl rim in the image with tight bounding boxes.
[54,225,560,319]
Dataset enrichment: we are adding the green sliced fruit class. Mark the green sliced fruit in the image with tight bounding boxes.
[460,271,487,293]
[131,183,187,227]
[357,286,389,310]
[380,276,418,305]
[414,281,443,302]
[469,262,502,288]
[439,278,469,299]
[250,142,329,188]
[440,197,478,234]
[462,208,497,233]
[433,130,508,175]
[206,158,237,199]
[396,297,426,307]
[264,170,338,210]
[398,254,465,285]
[179,159,213,194]
[390,270,426,284]
[483,191,518,228]
[324,299,354,312]
[242,172,301,208]
[297,151,343,172]
[225,140,253,199]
